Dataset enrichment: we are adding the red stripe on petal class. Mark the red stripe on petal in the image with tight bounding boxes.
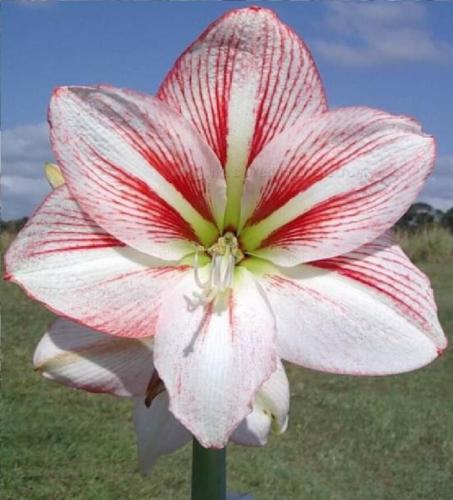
[240,108,434,267]
[248,114,405,225]
[269,274,346,312]
[49,86,225,258]
[158,7,326,169]
[5,186,192,338]
[259,246,445,375]
[77,143,197,243]
[67,86,219,223]
[310,235,443,344]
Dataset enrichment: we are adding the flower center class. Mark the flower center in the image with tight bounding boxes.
[190,232,244,309]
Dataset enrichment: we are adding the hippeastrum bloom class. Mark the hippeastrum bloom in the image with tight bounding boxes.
[33,318,289,472]
[5,6,447,449]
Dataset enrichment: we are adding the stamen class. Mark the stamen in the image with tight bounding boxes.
[212,254,223,286]
[222,254,235,289]
[193,246,212,289]
[189,233,242,309]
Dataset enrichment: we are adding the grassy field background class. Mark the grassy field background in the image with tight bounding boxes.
[1,231,452,499]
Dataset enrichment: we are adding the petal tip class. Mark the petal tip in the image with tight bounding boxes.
[436,338,448,356]
[51,85,71,101]
[246,5,273,15]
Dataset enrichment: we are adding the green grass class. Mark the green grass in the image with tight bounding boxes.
[395,226,453,263]
[1,261,452,499]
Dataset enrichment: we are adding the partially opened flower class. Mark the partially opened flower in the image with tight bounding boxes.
[5,5,446,459]
[33,318,289,473]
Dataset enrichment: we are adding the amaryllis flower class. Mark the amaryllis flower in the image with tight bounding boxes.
[5,6,447,450]
[33,318,289,472]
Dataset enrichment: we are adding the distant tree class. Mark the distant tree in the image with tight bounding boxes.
[396,202,443,230]
[0,217,28,233]
[442,208,453,232]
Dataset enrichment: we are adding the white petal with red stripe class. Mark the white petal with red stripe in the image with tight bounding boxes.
[5,186,190,338]
[153,266,277,448]
[240,108,434,266]
[34,319,155,397]
[248,235,446,375]
[158,6,326,228]
[49,85,226,259]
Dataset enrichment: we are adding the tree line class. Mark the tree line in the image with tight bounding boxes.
[396,203,453,232]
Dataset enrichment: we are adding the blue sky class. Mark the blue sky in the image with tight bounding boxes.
[2,0,453,219]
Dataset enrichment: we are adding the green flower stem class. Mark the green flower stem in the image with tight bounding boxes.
[191,438,226,500]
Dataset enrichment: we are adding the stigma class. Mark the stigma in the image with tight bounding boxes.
[191,232,244,309]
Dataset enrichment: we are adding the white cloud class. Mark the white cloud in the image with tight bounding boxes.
[1,122,53,219]
[314,2,453,67]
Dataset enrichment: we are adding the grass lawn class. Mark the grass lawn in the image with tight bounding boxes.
[1,262,452,499]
